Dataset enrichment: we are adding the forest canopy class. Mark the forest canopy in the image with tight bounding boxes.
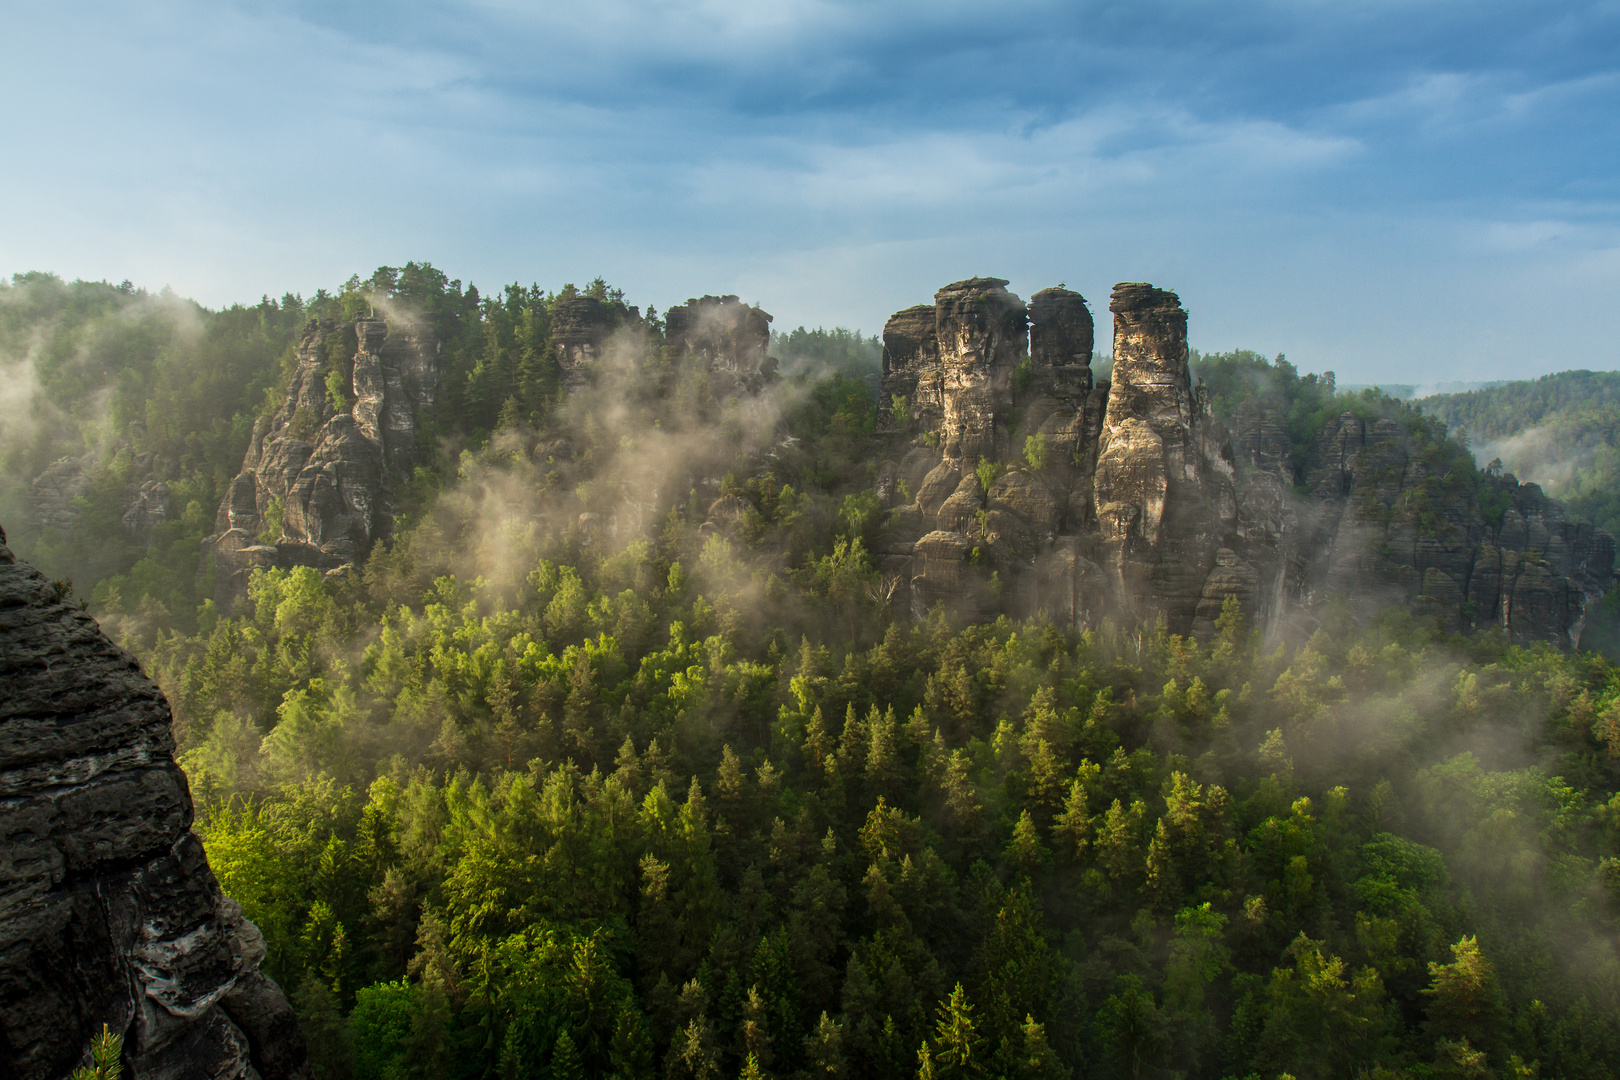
[3,269,1620,1079]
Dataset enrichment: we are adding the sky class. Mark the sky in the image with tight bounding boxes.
[2,0,1618,383]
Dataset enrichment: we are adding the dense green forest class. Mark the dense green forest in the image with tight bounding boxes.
[4,271,1620,1079]
[1422,372,1620,537]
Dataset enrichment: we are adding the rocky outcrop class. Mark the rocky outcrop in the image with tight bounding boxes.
[0,525,309,1080]
[552,295,625,392]
[878,305,940,437]
[665,295,773,391]
[874,276,1614,645]
[122,480,173,538]
[28,439,179,547]
[1092,284,1236,629]
[206,315,440,605]
[27,455,92,532]
[932,279,1028,469]
[1299,413,1615,647]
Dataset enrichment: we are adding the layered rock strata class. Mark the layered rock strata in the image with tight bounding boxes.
[0,525,310,1080]
[552,295,625,392]
[27,433,180,548]
[664,295,773,391]
[206,315,440,604]
[1092,283,1236,630]
[875,277,1614,645]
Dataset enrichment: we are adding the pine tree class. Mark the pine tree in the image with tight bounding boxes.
[1424,937,1504,1050]
[550,1030,585,1080]
[1006,809,1048,877]
[740,1051,768,1080]
[1014,1015,1068,1080]
[1050,778,1091,861]
[804,1011,847,1079]
[930,983,984,1080]
[70,1024,123,1080]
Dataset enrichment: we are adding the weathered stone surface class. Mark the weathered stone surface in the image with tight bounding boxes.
[988,470,1059,532]
[0,525,309,1080]
[665,295,773,387]
[122,480,173,538]
[872,274,1613,644]
[1092,284,1234,629]
[934,278,1029,468]
[206,314,440,606]
[879,305,941,436]
[915,463,961,519]
[936,475,986,533]
[552,296,623,392]
[28,454,92,532]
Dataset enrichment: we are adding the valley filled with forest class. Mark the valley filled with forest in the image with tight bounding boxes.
[4,266,1620,1080]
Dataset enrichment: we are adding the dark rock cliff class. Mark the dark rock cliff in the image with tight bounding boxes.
[206,314,440,605]
[876,277,1615,646]
[0,525,309,1080]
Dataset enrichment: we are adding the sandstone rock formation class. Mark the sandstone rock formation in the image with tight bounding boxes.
[1092,283,1236,630]
[27,454,92,532]
[28,438,180,548]
[552,294,625,392]
[206,314,440,604]
[0,524,310,1080]
[664,295,773,391]
[875,277,1614,646]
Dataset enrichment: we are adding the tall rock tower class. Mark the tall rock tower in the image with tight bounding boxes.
[933,278,1028,469]
[1093,283,1236,629]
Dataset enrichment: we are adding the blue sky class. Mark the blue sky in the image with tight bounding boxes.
[3,0,1618,382]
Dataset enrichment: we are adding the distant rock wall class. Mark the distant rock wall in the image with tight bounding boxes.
[0,525,309,1080]
[206,314,440,605]
[552,295,623,393]
[876,277,1615,646]
[27,432,182,549]
[665,295,773,393]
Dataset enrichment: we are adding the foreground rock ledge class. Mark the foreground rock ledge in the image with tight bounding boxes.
[0,525,310,1080]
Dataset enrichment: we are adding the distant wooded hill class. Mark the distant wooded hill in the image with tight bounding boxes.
[1421,370,1620,537]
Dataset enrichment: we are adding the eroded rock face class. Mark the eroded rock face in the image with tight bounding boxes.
[0,525,309,1080]
[552,295,624,393]
[665,295,773,386]
[206,315,440,605]
[878,305,940,436]
[28,454,92,532]
[933,278,1028,469]
[1092,283,1236,628]
[874,276,1613,643]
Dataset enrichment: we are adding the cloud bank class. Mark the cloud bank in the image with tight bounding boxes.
[2,0,1618,381]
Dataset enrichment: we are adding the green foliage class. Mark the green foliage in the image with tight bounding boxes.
[70,1024,123,1080]
[974,458,1001,494]
[12,269,1620,1080]
[325,366,351,412]
[1423,370,1620,536]
[154,530,1620,1080]
[0,273,304,634]
[1023,433,1049,473]
[771,326,882,380]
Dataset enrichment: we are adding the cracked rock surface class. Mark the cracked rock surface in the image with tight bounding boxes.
[875,277,1615,644]
[0,525,310,1080]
